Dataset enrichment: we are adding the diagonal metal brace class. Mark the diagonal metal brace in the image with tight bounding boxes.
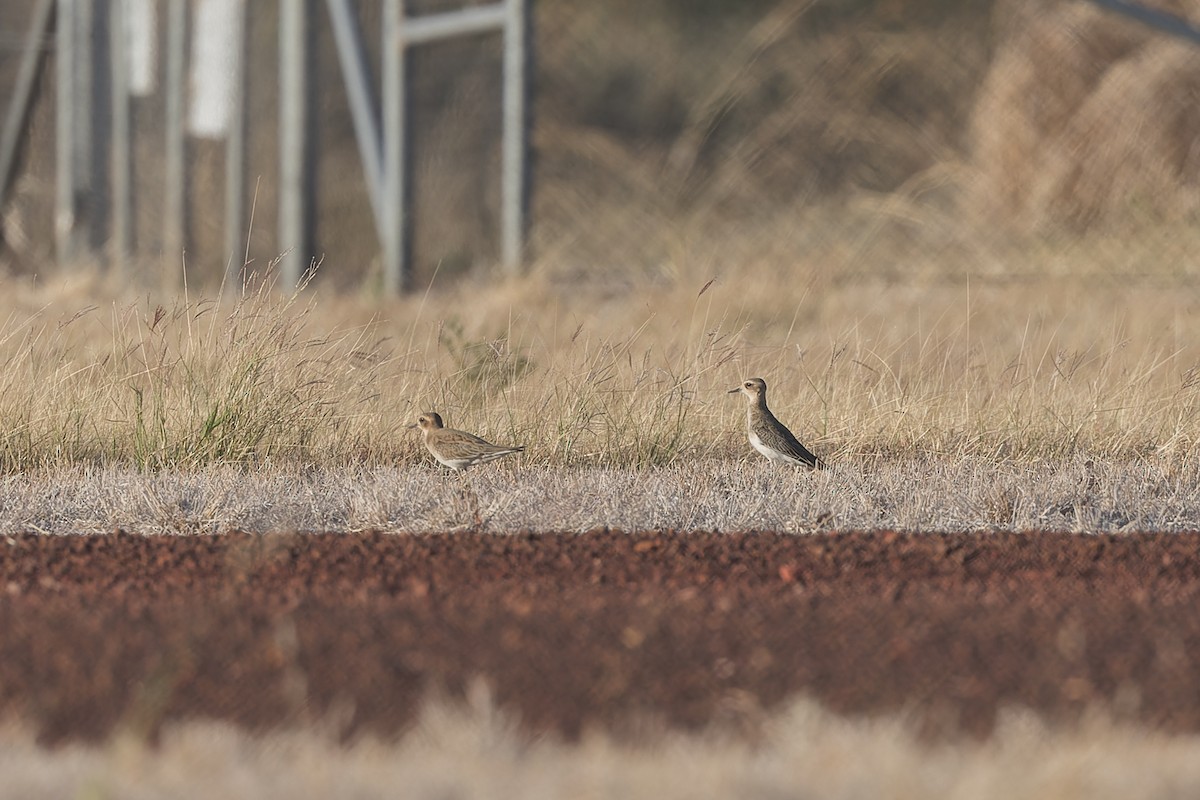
[1085,0,1200,46]
[0,0,56,213]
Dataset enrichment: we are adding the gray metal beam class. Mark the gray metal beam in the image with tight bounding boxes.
[110,0,132,268]
[223,0,247,293]
[55,0,77,263]
[0,0,55,212]
[401,3,505,46]
[73,0,95,247]
[501,0,528,271]
[163,0,187,284]
[382,0,408,293]
[279,0,312,288]
[87,0,112,254]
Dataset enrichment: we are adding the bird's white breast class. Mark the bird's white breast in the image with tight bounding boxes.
[749,431,782,462]
[751,430,805,465]
[435,454,470,471]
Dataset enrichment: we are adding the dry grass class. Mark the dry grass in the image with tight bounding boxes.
[0,246,1196,535]
[969,1,1200,232]
[4,456,1199,534]
[0,236,1197,478]
[4,690,1200,800]
[5,5,1200,790]
[0,276,392,471]
[4,0,1200,486]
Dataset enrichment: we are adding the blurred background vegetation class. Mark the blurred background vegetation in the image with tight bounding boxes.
[2,0,1198,291]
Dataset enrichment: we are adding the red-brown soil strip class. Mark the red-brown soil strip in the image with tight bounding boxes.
[2,529,1199,744]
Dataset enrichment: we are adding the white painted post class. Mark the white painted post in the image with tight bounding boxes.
[110,0,133,269]
[163,0,187,285]
[125,0,156,96]
[224,0,248,292]
[501,0,528,272]
[279,0,311,288]
[382,0,408,293]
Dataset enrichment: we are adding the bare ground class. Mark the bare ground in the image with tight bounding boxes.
[4,527,1200,749]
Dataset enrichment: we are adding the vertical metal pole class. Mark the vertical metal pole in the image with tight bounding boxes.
[501,0,530,272]
[163,0,187,286]
[381,0,408,293]
[501,0,528,272]
[110,0,132,269]
[223,0,248,294]
[89,0,115,255]
[279,0,311,288]
[73,0,95,250]
[55,0,77,264]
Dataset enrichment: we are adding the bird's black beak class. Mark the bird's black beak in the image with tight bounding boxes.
[406,422,419,430]
[727,387,741,394]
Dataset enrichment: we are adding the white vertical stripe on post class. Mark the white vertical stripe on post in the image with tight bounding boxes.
[279,0,309,288]
[501,0,527,272]
[110,0,133,269]
[125,0,156,96]
[55,0,77,264]
[223,0,247,292]
[189,0,240,138]
[381,0,407,293]
[163,0,187,285]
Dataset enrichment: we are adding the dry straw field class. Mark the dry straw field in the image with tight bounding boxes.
[1,3,1197,487]
[0,221,1196,535]
[0,238,1193,537]
[5,0,1200,795]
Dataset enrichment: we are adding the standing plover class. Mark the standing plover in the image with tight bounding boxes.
[410,412,524,471]
[729,378,822,469]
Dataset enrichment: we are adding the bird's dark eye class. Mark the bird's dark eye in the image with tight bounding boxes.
[745,382,752,388]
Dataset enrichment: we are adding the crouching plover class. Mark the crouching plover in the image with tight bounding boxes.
[729,378,822,469]
[410,412,524,471]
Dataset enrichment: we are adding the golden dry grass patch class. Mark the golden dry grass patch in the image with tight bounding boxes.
[969,1,1200,232]
[0,246,1197,473]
